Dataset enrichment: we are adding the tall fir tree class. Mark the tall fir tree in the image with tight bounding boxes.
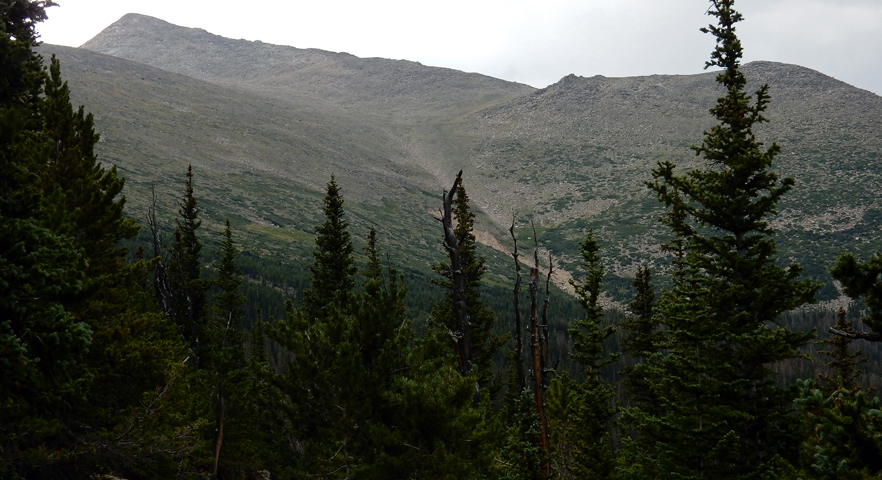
[2,4,193,475]
[622,1,820,478]
[431,177,505,387]
[270,179,373,477]
[167,164,210,368]
[302,174,357,318]
[207,219,258,477]
[40,55,139,286]
[619,265,658,410]
[0,0,49,121]
[554,231,617,480]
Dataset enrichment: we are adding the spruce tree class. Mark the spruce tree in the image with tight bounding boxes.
[431,178,504,385]
[302,174,357,317]
[829,253,882,341]
[0,3,89,473]
[557,231,617,480]
[0,0,49,121]
[624,1,820,477]
[355,227,409,379]
[167,165,210,367]
[792,310,882,479]
[207,219,253,476]
[2,5,192,475]
[270,179,368,477]
[620,265,658,408]
[40,55,139,286]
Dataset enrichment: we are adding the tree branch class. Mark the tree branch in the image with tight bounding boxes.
[829,327,882,342]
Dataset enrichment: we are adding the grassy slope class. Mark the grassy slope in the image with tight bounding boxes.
[40,15,882,330]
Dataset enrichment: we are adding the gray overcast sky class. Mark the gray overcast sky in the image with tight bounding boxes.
[38,0,882,96]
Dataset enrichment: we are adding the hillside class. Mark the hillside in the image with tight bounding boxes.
[449,62,882,297]
[40,13,882,306]
[80,14,534,118]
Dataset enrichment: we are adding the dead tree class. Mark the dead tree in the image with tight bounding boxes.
[509,217,526,390]
[540,251,553,396]
[529,223,551,474]
[148,185,173,320]
[440,171,473,375]
[829,327,882,342]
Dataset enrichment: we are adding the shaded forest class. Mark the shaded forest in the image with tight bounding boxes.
[4,1,882,479]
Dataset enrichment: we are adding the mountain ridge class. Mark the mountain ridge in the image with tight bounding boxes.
[81,13,535,117]
[42,14,882,303]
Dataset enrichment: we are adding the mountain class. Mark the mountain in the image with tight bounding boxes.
[38,13,882,305]
[81,14,534,117]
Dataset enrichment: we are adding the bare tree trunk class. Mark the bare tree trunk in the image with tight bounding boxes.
[540,252,553,397]
[529,236,550,475]
[829,327,882,341]
[148,186,172,319]
[440,171,473,375]
[212,389,226,476]
[509,218,526,390]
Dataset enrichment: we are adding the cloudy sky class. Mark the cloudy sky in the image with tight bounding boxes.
[38,0,882,96]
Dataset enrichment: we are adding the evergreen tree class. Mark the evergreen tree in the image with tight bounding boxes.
[0,0,49,121]
[556,231,617,480]
[620,265,658,409]
[302,174,357,318]
[167,164,210,368]
[792,310,882,479]
[495,389,549,480]
[270,182,419,478]
[816,310,865,394]
[380,337,493,479]
[270,177,363,476]
[431,178,505,386]
[829,253,882,341]
[622,265,656,362]
[623,1,820,478]
[207,219,260,477]
[2,5,194,475]
[355,227,409,381]
[0,3,87,474]
[40,55,139,286]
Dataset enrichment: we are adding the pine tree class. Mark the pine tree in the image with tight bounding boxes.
[793,310,882,479]
[0,0,49,121]
[2,5,193,475]
[355,227,409,380]
[167,165,210,368]
[620,265,658,409]
[817,310,864,394]
[557,231,617,480]
[0,3,91,473]
[40,55,139,286]
[269,180,375,477]
[624,1,820,477]
[622,265,656,362]
[207,219,254,476]
[495,389,549,480]
[302,174,357,318]
[829,253,882,341]
[431,177,504,385]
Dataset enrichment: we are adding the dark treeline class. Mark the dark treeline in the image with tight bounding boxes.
[6,1,882,479]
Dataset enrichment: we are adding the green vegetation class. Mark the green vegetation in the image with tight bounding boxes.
[5,1,882,479]
[623,2,821,477]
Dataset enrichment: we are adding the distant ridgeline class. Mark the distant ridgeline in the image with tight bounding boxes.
[6,0,882,476]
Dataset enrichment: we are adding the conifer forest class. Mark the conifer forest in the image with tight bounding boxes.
[5,1,882,479]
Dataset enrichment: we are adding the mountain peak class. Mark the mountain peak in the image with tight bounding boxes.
[81,14,533,116]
